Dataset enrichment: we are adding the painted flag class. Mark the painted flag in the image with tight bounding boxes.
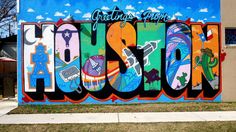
[207,30,213,40]
[199,33,206,42]
[56,18,64,26]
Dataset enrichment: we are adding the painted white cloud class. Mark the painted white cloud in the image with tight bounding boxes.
[127,11,139,18]
[187,7,191,9]
[126,5,135,10]
[171,15,176,20]
[204,18,207,21]
[45,12,48,15]
[18,19,26,25]
[113,0,118,2]
[127,11,135,16]
[101,6,109,10]
[64,14,73,21]
[65,3,71,7]
[36,15,44,20]
[158,5,164,10]
[175,12,183,16]
[136,12,140,15]
[74,9,81,14]
[46,17,52,21]
[199,8,208,12]
[190,18,195,21]
[64,10,68,13]
[147,7,160,12]
[138,1,142,4]
[27,8,35,13]
[54,11,65,17]
[211,16,216,18]
[140,10,144,12]
[82,12,91,18]
[197,19,205,23]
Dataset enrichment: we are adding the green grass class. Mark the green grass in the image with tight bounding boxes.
[1,122,236,132]
[9,102,236,114]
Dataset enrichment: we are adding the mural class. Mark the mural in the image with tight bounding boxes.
[18,0,222,104]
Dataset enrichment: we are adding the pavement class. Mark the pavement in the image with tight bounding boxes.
[0,100,236,124]
[0,98,18,117]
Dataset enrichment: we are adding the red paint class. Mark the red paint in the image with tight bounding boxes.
[185,18,191,25]
[22,96,30,103]
[56,18,64,26]
[221,51,226,62]
[111,95,118,102]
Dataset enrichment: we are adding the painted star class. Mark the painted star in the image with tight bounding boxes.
[64,31,70,37]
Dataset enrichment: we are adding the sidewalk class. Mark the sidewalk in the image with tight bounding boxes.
[0,98,17,117]
[0,101,236,124]
[1,111,236,124]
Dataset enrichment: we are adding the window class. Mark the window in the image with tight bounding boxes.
[225,28,236,46]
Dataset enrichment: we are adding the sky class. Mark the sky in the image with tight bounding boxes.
[18,0,220,25]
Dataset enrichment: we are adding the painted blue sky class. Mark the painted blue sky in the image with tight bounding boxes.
[18,0,220,25]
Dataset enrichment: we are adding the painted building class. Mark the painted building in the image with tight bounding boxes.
[221,0,236,102]
[17,0,223,105]
[0,35,17,99]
